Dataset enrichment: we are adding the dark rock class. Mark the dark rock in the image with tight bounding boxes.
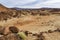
[9,26,19,33]
[24,31,28,36]
[37,32,44,38]
[48,30,53,33]
[36,33,45,40]
[32,33,38,36]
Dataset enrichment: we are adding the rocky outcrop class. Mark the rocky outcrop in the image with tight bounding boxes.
[0,4,60,21]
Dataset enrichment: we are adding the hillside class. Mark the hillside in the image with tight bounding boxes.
[0,3,60,21]
[0,4,60,40]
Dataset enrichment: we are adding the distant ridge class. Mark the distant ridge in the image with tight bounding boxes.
[0,4,60,21]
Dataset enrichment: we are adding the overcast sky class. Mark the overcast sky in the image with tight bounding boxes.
[0,0,60,8]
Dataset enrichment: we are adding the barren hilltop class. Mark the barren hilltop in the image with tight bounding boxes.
[0,4,60,40]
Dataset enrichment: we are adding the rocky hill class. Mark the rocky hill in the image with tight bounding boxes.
[0,4,60,21]
[0,4,60,40]
[0,4,9,12]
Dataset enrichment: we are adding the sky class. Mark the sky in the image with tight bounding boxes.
[0,0,60,8]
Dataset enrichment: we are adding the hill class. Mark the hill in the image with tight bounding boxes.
[0,4,60,40]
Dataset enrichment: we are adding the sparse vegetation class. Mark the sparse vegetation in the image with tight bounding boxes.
[0,4,60,40]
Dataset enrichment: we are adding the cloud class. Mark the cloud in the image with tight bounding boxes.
[39,0,60,7]
[6,0,37,7]
[0,0,60,8]
[0,0,37,7]
[8,0,36,5]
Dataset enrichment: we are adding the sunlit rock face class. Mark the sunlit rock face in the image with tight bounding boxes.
[0,4,9,12]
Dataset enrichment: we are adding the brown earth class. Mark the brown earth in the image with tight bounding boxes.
[0,4,60,40]
[0,15,60,40]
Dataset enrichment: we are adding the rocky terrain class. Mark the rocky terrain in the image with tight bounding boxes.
[0,4,60,40]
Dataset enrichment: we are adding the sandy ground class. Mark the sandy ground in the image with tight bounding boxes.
[0,15,60,40]
[0,15,60,33]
